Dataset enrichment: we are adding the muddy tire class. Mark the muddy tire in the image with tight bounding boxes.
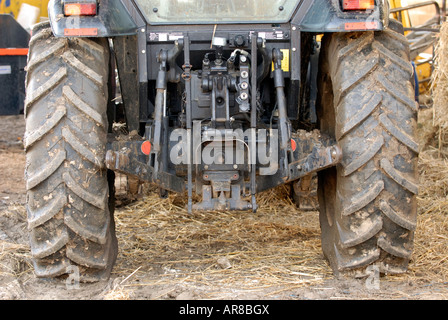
[317,21,419,276]
[24,22,117,282]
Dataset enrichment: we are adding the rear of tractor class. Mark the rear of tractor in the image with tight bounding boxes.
[24,0,419,281]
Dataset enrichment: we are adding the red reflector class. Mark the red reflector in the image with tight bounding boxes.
[141,141,151,155]
[291,139,297,152]
[345,21,379,31]
[64,28,98,36]
[343,0,375,10]
[64,3,97,16]
[0,48,29,56]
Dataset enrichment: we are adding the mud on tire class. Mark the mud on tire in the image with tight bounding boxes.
[24,22,117,282]
[317,21,419,276]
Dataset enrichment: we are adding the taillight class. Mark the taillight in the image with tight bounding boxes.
[141,141,152,155]
[64,1,97,16]
[291,139,297,152]
[342,0,375,10]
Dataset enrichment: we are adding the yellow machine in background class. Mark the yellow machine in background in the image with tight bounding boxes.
[0,0,48,115]
[0,0,48,17]
[390,0,413,27]
[0,0,48,29]
[390,0,446,98]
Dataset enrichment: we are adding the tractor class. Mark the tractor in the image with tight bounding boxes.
[24,0,419,281]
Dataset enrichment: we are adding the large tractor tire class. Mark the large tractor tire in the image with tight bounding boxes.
[24,22,117,282]
[317,21,419,276]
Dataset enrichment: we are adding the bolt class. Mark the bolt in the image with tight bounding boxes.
[233,164,238,169]
[105,150,117,169]
[331,148,339,160]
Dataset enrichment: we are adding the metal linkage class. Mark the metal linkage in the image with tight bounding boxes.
[182,35,194,213]
[272,48,291,178]
[250,34,258,213]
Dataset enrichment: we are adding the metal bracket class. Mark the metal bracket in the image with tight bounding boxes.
[288,144,341,181]
[192,184,251,211]
[105,140,185,194]
[287,129,341,181]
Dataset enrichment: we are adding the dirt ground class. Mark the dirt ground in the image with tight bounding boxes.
[0,114,447,302]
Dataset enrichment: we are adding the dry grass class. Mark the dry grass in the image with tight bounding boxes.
[112,185,331,297]
[109,153,448,295]
[0,206,32,280]
[431,22,448,156]
[405,21,448,283]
